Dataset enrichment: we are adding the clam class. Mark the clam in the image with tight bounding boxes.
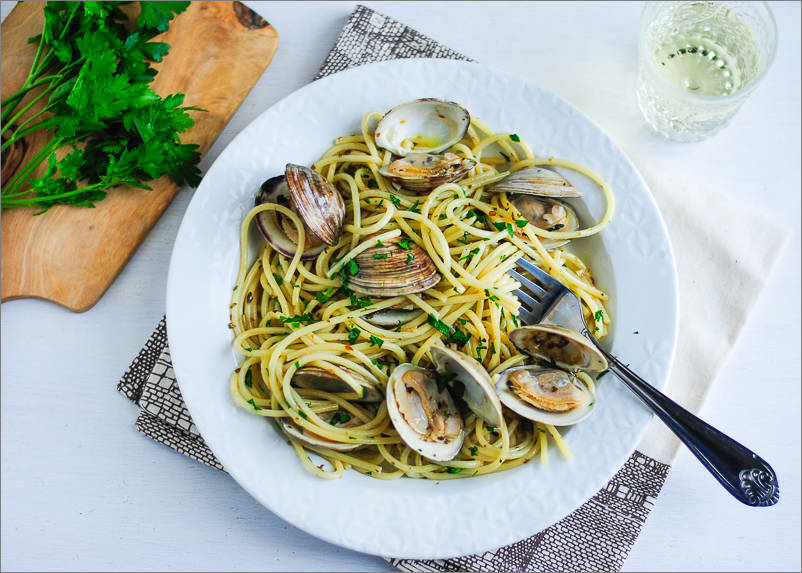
[386,363,465,461]
[379,152,476,193]
[429,346,503,427]
[510,194,580,249]
[348,235,441,297]
[292,365,382,402]
[374,99,471,157]
[509,325,608,372]
[285,163,345,246]
[254,175,327,260]
[364,308,422,328]
[489,167,581,198]
[278,410,363,452]
[495,365,595,426]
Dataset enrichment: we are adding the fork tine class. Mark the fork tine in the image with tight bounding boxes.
[516,258,561,290]
[512,288,540,310]
[508,269,546,298]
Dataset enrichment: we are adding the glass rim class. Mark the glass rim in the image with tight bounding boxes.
[640,0,778,104]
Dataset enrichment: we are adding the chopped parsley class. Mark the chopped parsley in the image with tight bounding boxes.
[484,288,499,302]
[244,369,253,388]
[509,133,520,142]
[247,398,261,411]
[427,314,451,337]
[279,313,314,327]
[369,335,384,348]
[445,467,463,474]
[397,237,412,250]
[233,285,238,291]
[348,259,360,276]
[409,200,421,214]
[493,221,506,232]
[376,239,384,247]
[466,209,486,224]
[395,320,404,332]
[457,318,468,325]
[476,345,488,361]
[439,213,448,220]
[514,219,529,228]
[459,247,480,262]
[486,425,497,433]
[294,361,301,370]
[330,411,351,426]
[469,446,479,456]
[348,292,373,309]
[272,273,283,285]
[389,194,402,207]
[459,231,469,244]
[405,252,415,265]
[297,409,308,419]
[315,287,334,304]
[374,253,389,259]
[348,327,361,344]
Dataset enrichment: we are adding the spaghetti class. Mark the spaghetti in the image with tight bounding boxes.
[229,110,614,479]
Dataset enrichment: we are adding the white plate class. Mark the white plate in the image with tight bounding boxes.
[166,59,678,559]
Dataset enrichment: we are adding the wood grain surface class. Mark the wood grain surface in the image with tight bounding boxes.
[0,1,279,312]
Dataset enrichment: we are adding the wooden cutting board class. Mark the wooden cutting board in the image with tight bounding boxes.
[1,2,279,311]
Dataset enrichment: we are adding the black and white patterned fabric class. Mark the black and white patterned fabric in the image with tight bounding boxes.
[118,6,672,570]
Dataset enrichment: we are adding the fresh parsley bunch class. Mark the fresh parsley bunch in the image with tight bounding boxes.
[1,1,203,212]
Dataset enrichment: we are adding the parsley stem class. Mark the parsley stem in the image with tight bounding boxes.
[2,181,108,206]
[2,137,66,198]
[1,118,50,153]
[0,82,56,138]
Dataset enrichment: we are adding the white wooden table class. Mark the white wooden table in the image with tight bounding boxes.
[2,2,799,571]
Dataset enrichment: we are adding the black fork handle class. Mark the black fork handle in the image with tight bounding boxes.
[589,335,779,507]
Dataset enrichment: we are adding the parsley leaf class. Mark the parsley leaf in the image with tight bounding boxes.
[330,411,351,425]
[369,335,384,348]
[348,327,361,344]
[397,237,412,250]
[509,133,520,142]
[389,194,401,207]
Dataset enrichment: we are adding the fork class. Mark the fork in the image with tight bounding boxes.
[509,257,779,507]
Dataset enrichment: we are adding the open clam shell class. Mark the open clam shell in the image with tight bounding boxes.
[374,99,471,157]
[292,365,382,402]
[509,325,608,372]
[489,167,581,198]
[379,152,476,193]
[364,308,423,328]
[254,176,327,260]
[348,236,441,297]
[510,194,580,250]
[285,163,345,246]
[495,365,595,426]
[429,346,503,428]
[278,411,363,452]
[386,363,465,462]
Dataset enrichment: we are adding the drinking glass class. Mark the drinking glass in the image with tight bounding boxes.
[636,1,777,142]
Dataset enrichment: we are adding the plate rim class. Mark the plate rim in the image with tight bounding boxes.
[166,57,679,559]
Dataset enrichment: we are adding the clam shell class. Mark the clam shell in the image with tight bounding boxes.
[510,194,579,250]
[364,308,423,328]
[285,163,345,246]
[495,365,595,426]
[386,363,464,462]
[430,346,503,427]
[292,365,382,402]
[348,236,441,297]
[278,414,363,452]
[509,325,608,372]
[254,175,327,260]
[378,153,476,193]
[489,167,581,198]
[374,99,471,157]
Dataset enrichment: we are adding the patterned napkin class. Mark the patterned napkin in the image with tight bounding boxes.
[118,4,786,571]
